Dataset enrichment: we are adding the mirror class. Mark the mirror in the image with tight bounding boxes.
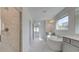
[56,16,69,30]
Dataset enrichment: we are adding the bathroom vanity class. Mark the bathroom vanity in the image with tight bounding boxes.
[62,36,79,52]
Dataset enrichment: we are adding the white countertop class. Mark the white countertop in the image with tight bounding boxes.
[60,34,79,41]
[47,35,63,42]
[47,34,79,41]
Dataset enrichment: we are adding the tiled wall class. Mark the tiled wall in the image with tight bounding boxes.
[0,8,20,52]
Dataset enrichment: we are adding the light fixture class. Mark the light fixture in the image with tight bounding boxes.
[48,19,55,24]
[43,10,47,13]
[38,22,40,25]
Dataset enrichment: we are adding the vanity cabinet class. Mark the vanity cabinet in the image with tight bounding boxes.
[62,37,79,52]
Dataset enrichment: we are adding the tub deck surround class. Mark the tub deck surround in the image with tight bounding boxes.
[47,35,63,42]
[47,35,63,52]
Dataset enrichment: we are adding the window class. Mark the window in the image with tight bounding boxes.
[34,27,39,32]
[56,16,69,30]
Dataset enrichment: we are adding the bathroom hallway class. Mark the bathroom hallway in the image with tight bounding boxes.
[0,7,79,52]
[29,37,54,52]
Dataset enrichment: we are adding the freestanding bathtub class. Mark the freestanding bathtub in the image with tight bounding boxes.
[47,35,63,52]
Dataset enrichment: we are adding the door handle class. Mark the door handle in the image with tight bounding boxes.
[5,28,9,32]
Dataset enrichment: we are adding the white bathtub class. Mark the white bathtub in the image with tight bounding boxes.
[47,36,63,52]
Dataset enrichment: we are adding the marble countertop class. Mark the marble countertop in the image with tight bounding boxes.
[60,34,79,41]
[47,35,63,42]
[47,34,79,41]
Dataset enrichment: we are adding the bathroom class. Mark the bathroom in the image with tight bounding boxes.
[28,7,79,52]
[45,7,79,52]
[0,1,79,59]
[0,7,79,52]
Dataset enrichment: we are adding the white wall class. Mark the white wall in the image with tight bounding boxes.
[45,20,56,33]
[39,20,47,41]
[22,8,33,52]
[75,8,79,34]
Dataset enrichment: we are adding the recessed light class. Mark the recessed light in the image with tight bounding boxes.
[43,10,47,13]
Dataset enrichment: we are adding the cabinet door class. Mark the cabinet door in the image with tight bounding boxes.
[0,8,21,52]
[62,42,79,52]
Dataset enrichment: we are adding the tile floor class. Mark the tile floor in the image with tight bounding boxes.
[29,37,54,52]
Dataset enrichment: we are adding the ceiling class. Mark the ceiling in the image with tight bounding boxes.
[28,7,65,21]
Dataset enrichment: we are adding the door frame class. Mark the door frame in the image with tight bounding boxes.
[19,11,22,52]
[15,8,22,52]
